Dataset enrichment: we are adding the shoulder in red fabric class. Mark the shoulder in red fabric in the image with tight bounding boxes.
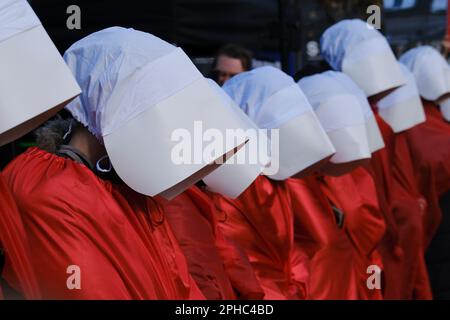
[207,176,305,300]
[2,147,204,300]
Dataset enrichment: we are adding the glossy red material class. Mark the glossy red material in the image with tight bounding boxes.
[159,185,263,300]
[0,176,40,299]
[207,176,306,300]
[405,101,450,246]
[1,147,204,299]
[288,172,384,300]
[369,107,432,299]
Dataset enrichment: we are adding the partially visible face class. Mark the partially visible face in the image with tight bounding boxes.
[214,55,245,86]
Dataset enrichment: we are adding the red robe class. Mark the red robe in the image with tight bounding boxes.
[158,185,264,300]
[0,176,40,299]
[1,147,204,299]
[369,107,432,299]
[207,176,306,300]
[405,100,450,245]
[287,172,384,300]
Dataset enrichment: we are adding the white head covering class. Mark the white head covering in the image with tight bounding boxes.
[326,72,385,153]
[223,66,335,180]
[321,19,406,97]
[298,71,371,163]
[64,27,250,199]
[0,0,81,146]
[202,80,269,198]
[400,46,450,121]
[376,63,426,132]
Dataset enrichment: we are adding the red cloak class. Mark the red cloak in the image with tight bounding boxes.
[368,107,432,299]
[287,172,384,300]
[1,147,204,299]
[158,185,264,300]
[0,176,40,299]
[207,176,306,300]
[404,100,450,245]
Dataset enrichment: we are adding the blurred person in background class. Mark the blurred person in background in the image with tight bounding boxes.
[210,44,253,86]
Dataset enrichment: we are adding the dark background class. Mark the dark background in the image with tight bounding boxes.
[1,0,448,168]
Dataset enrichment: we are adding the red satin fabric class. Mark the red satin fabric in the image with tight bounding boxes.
[1,147,204,299]
[158,185,263,300]
[369,109,431,299]
[0,176,40,299]
[321,170,385,300]
[288,171,384,300]
[207,176,306,300]
[405,101,450,245]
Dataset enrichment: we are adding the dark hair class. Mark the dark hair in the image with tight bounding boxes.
[294,60,332,82]
[34,117,75,153]
[212,44,253,71]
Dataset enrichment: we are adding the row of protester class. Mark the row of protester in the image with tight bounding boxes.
[0,0,449,299]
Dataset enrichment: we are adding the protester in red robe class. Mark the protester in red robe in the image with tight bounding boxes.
[370,62,433,299]
[400,46,450,299]
[297,70,385,299]
[207,66,336,299]
[159,80,265,300]
[400,46,450,212]
[321,20,432,299]
[2,26,252,299]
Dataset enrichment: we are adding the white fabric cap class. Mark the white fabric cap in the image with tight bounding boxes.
[202,80,269,198]
[298,71,371,163]
[400,46,450,121]
[377,63,426,132]
[223,66,335,180]
[325,71,385,153]
[0,0,81,146]
[321,19,406,97]
[0,0,39,42]
[64,27,250,199]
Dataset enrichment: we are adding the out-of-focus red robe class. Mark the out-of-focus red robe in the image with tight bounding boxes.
[404,100,450,245]
[1,147,204,299]
[159,185,264,300]
[0,176,40,299]
[207,176,307,300]
[369,107,432,299]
